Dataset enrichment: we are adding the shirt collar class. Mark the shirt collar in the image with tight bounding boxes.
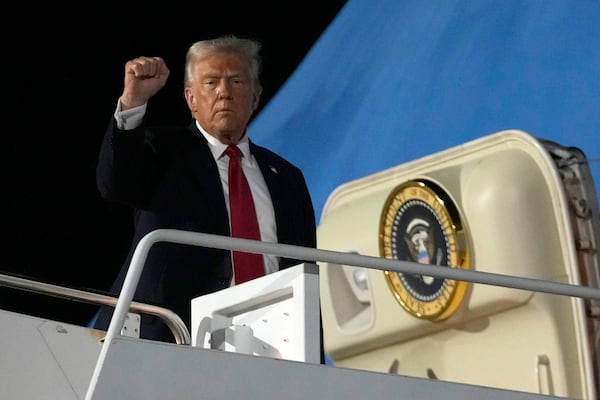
[195,120,251,160]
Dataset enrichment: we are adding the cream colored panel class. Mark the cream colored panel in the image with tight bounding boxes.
[318,130,593,399]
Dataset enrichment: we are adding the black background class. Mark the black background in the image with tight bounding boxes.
[2,1,347,325]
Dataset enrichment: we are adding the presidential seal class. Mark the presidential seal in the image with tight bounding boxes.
[379,180,470,321]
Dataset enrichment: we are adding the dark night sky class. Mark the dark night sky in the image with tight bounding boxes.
[2,1,347,325]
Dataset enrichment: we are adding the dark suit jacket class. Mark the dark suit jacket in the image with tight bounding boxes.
[93,116,317,342]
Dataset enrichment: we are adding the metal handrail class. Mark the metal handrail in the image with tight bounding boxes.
[0,272,191,345]
[85,228,600,400]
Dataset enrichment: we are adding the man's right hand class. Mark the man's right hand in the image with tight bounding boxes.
[120,56,170,110]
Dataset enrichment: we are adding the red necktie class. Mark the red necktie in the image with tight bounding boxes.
[225,145,265,284]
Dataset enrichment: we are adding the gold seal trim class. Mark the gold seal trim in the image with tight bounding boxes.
[379,180,470,321]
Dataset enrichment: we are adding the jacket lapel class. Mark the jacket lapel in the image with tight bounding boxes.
[182,124,230,233]
[251,142,287,238]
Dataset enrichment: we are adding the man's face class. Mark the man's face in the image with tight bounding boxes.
[184,52,260,144]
